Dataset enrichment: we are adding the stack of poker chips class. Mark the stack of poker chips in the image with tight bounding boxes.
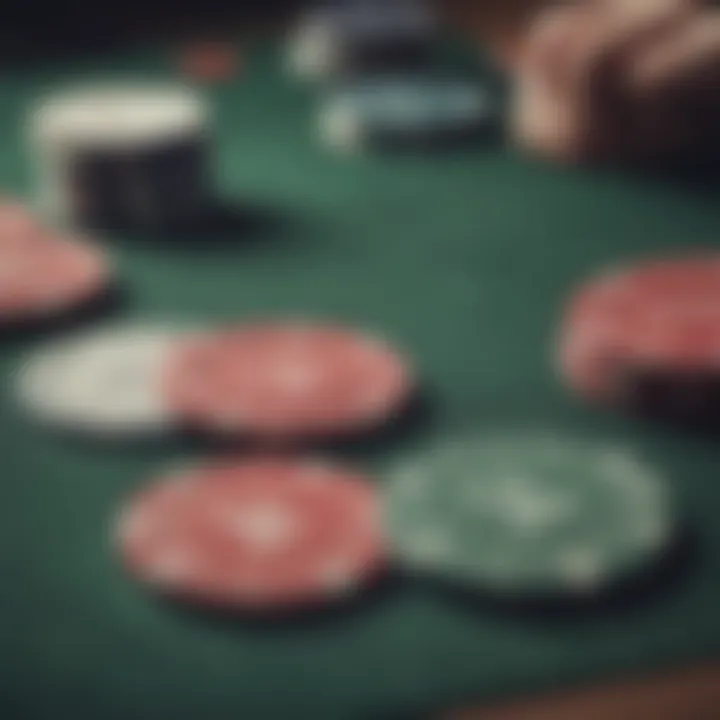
[28,84,212,233]
[288,0,499,153]
[287,0,437,82]
[557,253,720,427]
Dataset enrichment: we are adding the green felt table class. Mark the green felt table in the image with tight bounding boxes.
[0,41,719,720]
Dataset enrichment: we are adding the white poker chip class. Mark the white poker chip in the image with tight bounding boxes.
[30,83,208,151]
[15,323,181,436]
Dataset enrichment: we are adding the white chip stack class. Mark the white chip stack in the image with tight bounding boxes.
[27,83,212,232]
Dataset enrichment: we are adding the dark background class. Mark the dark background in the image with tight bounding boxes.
[0,1,304,61]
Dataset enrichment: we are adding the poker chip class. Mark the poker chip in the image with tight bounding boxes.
[28,83,211,231]
[162,322,413,440]
[558,254,720,416]
[385,432,674,595]
[116,457,384,609]
[0,233,110,323]
[287,11,340,81]
[287,1,435,81]
[319,77,496,152]
[178,42,238,83]
[31,84,208,152]
[16,323,177,436]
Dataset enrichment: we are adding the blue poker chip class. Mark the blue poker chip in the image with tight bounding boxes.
[314,0,434,39]
[319,76,498,151]
[288,2,436,81]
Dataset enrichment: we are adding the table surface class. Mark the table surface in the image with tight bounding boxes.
[1,39,720,720]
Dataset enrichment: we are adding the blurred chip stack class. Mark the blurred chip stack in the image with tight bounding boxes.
[287,0,437,82]
[28,84,212,233]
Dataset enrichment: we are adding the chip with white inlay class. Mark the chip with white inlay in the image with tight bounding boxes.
[162,321,414,440]
[384,432,676,595]
[319,77,497,152]
[116,457,385,610]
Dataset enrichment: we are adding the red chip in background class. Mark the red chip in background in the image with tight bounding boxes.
[558,254,720,400]
[116,457,385,609]
[0,234,111,322]
[162,323,414,439]
[178,42,238,83]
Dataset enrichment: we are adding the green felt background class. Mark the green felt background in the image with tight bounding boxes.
[0,42,719,720]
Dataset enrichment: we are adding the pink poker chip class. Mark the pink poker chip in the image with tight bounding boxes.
[559,254,720,400]
[162,323,414,439]
[116,457,385,609]
[0,234,110,322]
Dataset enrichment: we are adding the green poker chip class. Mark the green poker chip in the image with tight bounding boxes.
[384,432,675,595]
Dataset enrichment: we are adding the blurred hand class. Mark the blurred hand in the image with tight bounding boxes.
[512,0,720,166]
